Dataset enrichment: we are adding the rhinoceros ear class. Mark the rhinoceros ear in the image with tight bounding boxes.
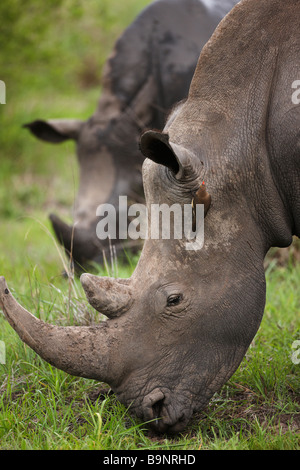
[139,130,194,179]
[23,119,84,143]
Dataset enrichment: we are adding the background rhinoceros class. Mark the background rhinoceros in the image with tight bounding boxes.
[24,0,239,270]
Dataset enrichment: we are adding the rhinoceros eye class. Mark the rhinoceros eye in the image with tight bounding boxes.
[167,294,183,307]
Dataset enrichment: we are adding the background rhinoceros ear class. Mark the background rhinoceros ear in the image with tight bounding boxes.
[140,130,194,179]
[23,119,84,143]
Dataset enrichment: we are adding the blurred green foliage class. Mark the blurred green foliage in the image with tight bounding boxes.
[0,0,151,92]
[0,0,151,170]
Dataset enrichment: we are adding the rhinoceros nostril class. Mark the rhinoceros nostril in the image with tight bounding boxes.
[142,389,165,423]
[152,397,165,424]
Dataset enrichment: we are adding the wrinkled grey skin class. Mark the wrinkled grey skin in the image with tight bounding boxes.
[1,0,299,433]
[24,0,239,269]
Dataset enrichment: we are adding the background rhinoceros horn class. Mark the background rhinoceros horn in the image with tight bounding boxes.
[49,214,102,270]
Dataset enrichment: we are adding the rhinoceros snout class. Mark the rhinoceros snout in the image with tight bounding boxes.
[141,389,188,434]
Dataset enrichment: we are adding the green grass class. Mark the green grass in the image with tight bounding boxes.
[0,0,299,451]
[0,261,299,450]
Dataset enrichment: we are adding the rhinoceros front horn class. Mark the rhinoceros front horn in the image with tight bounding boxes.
[81,274,133,319]
[0,277,116,383]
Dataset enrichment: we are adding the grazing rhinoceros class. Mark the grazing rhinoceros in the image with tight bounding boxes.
[2,0,299,433]
[24,0,239,270]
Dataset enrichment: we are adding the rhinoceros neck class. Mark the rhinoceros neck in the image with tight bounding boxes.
[179,0,298,248]
[168,102,293,251]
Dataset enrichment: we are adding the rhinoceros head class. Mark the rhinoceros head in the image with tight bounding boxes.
[23,107,145,270]
[78,120,270,432]
[0,115,269,432]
